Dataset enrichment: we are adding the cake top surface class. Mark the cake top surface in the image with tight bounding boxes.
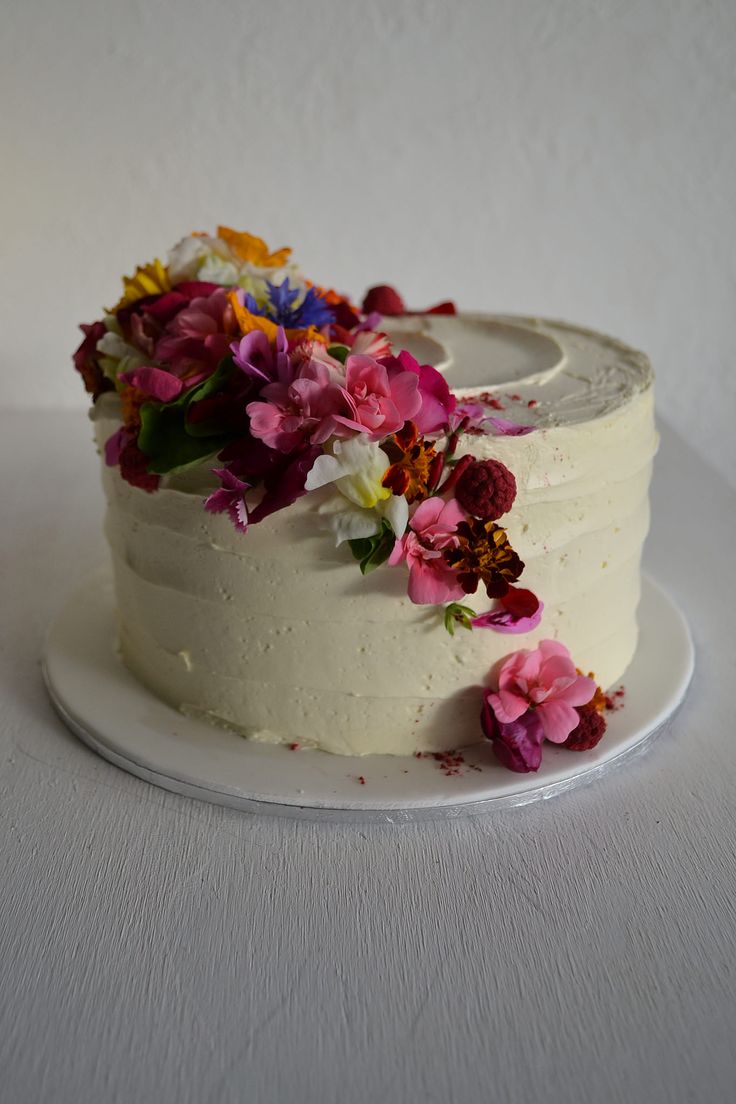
[386,313,652,429]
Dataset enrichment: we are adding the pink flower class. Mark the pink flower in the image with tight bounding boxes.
[155,288,237,386]
[472,586,544,634]
[347,329,393,359]
[485,640,597,745]
[203,468,251,533]
[331,355,421,439]
[246,362,343,452]
[389,497,466,604]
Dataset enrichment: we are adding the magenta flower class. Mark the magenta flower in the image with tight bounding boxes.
[104,426,133,466]
[481,697,545,773]
[472,586,544,634]
[217,438,322,524]
[118,366,184,403]
[246,361,343,452]
[203,468,251,532]
[485,640,597,745]
[231,327,293,385]
[331,355,421,439]
[156,288,237,386]
[388,497,466,604]
[384,350,456,434]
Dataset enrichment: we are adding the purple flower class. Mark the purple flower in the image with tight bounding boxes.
[250,445,323,524]
[231,327,293,386]
[243,279,335,329]
[203,468,251,532]
[217,438,322,525]
[481,694,545,773]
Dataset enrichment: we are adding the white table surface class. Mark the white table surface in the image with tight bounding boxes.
[1,409,734,1104]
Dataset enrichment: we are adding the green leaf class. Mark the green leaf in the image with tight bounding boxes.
[327,343,349,365]
[137,360,236,475]
[443,602,476,636]
[349,521,396,575]
[138,402,229,474]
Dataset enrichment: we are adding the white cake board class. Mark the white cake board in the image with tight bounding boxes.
[43,571,693,822]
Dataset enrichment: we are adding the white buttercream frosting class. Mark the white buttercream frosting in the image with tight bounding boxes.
[93,314,657,756]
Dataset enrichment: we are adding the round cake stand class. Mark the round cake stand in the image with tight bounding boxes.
[43,571,694,823]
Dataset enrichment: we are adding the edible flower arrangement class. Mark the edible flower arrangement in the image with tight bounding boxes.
[74,227,609,772]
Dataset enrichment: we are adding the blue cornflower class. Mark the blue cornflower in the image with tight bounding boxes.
[244,279,335,329]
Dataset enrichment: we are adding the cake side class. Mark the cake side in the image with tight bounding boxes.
[93,313,657,756]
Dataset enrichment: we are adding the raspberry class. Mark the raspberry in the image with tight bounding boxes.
[563,707,607,751]
[361,284,406,316]
[119,440,160,493]
[455,459,517,520]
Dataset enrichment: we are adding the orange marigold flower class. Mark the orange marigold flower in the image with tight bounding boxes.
[576,671,607,714]
[382,422,440,504]
[443,517,524,597]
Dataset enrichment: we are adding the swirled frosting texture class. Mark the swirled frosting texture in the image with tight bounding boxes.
[94,315,657,756]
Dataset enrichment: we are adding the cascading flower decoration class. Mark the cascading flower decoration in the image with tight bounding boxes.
[73,226,610,773]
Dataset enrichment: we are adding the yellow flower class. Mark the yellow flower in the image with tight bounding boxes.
[216,226,291,268]
[112,258,171,312]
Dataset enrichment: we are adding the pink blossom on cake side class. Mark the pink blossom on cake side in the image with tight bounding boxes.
[388,496,466,605]
[485,640,597,744]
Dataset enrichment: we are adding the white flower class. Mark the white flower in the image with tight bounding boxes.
[96,319,146,383]
[167,233,306,303]
[305,438,409,545]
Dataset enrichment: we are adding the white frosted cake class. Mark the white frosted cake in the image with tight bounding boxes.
[75,230,657,771]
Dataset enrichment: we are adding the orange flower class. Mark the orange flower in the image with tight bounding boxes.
[216,226,291,268]
[382,422,440,503]
[120,384,146,431]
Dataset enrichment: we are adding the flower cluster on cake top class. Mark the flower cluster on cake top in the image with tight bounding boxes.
[74,227,610,771]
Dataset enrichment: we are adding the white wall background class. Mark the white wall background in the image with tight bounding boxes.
[3,0,735,486]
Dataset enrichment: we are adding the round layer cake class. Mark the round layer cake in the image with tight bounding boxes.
[92,312,657,756]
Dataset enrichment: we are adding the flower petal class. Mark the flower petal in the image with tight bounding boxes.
[536,699,580,744]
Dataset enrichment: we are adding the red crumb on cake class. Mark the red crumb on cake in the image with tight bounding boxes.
[527,399,538,408]
[288,742,300,750]
[604,686,626,712]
